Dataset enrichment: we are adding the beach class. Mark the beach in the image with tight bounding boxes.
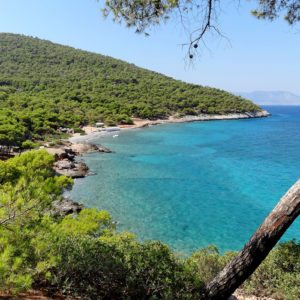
[69,110,270,143]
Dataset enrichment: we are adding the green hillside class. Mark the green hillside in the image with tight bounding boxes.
[0,33,260,145]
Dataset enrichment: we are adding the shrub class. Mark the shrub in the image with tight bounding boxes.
[243,240,300,299]
[73,127,85,134]
[43,209,202,299]
[21,140,39,150]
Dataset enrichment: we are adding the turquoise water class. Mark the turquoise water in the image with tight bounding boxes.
[67,106,300,254]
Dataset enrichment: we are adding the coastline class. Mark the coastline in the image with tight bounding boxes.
[0,109,271,181]
[69,110,270,143]
[120,110,270,129]
[57,109,271,214]
[51,110,270,209]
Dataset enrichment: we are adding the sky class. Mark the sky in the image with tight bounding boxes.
[0,0,299,95]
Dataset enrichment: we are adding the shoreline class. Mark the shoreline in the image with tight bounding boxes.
[69,110,270,143]
[51,110,270,209]
[56,110,271,205]
[120,110,270,129]
[46,109,271,180]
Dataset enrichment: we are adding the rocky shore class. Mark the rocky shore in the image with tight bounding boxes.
[169,110,270,123]
[50,110,271,214]
[45,142,113,216]
[120,110,271,129]
[46,141,112,178]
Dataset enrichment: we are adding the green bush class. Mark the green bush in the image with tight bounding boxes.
[243,240,300,299]
[73,127,85,134]
[116,114,134,125]
[47,237,201,299]
[21,140,39,150]
[49,236,128,299]
[40,209,202,299]
[104,118,117,126]
[187,246,233,284]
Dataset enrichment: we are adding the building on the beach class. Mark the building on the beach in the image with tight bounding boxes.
[95,122,105,128]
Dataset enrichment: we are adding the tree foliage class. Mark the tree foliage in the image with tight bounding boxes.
[0,150,72,291]
[252,0,300,24]
[102,0,300,57]
[0,33,260,148]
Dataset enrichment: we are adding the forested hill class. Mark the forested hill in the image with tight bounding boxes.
[0,33,260,144]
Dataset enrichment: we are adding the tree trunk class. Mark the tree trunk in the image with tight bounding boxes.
[201,179,300,300]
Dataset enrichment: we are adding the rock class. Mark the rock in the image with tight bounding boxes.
[70,143,112,154]
[47,147,76,161]
[55,159,74,170]
[56,148,76,161]
[245,110,270,118]
[52,198,83,216]
[54,152,68,161]
[54,160,89,178]
[97,145,113,153]
[49,142,111,179]
[64,147,76,160]
[70,143,96,154]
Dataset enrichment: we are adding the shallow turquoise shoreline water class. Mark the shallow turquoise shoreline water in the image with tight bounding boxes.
[66,106,300,254]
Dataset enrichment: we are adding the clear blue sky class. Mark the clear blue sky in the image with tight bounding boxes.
[0,0,299,94]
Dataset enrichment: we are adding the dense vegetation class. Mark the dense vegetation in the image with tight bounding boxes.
[0,33,260,149]
[0,151,299,299]
[2,33,298,299]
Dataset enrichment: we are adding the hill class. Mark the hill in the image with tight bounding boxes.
[0,33,260,146]
[237,91,300,106]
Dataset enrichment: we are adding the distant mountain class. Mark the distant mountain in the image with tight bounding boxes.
[237,91,300,106]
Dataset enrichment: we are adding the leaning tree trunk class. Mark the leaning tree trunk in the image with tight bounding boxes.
[201,179,300,300]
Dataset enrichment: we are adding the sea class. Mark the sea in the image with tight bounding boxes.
[66,106,300,254]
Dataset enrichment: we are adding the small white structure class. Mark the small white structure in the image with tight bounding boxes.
[95,122,105,128]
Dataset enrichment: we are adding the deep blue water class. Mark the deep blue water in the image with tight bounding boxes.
[67,106,300,254]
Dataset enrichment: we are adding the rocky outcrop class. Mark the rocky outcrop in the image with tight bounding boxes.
[120,110,271,129]
[70,143,112,154]
[54,147,76,161]
[168,110,271,123]
[97,145,113,153]
[47,142,112,178]
[47,142,112,157]
[244,110,270,118]
[50,146,89,178]
[52,198,83,216]
[54,159,89,178]
[46,145,74,160]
